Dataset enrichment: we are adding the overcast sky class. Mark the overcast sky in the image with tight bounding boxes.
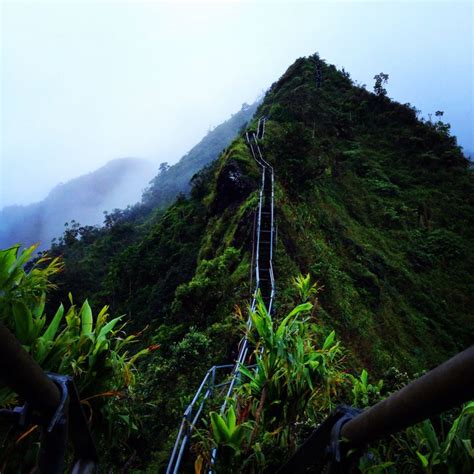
[1,0,473,208]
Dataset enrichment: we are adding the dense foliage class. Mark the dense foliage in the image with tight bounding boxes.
[142,101,259,208]
[0,245,151,470]
[192,278,473,472]
[2,54,472,471]
[257,54,473,372]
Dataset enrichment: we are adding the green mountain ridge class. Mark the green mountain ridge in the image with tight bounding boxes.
[43,54,473,470]
[0,158,156,252]
[141,101,259,209]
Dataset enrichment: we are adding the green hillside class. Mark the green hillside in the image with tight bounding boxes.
[3,54,472,472]
[141,102,259,209]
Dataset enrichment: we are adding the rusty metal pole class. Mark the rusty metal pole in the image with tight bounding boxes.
[0,322,99,473]
[0,322,60,415]
[341,346,474,446]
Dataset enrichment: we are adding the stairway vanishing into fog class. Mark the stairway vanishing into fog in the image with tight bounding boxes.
[167,117,275,473]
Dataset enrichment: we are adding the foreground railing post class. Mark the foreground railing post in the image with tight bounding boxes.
[278,346,474,473]
[0,322,98,473]
[0,322,61,415]
[341,346,474,446]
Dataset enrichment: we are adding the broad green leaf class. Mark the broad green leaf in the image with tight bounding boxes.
[2,245,37,288]
[462,401,474,416]
[14,244,37,269]
[238,364,257,383]
[444,401,473,453]
[42,304,64,343]
[323,331,336,350]
[416,451,429,468]
[286,302,313,319]
[95,305,109,332]
[128,347,151,365]
[229,425,246,449]
[275,313,294,339]
[65,305,79,332]
[461,439,474,458]
[421,419,439,452]
[32,292,46,319]
[227,406,236,432]
[80,300,93,336]
[12,301,34,344]
[0,246,19,286]
[303,367,313,390]
[96,316,123,343]
[210,412,231,444]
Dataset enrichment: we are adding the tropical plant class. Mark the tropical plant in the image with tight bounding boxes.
[358,403,474,473]
[349,369,384,408]
[193,404,254,473]
[196,276,349,471]
[0,244,153,468]
[404,402,474,473]
[0,244,62,323]
[0,245,151,399]
[292,273,319,303]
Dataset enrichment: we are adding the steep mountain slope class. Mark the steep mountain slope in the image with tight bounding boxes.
[256,56,473,371]
[1,102,258,255]
[45,55,473,469]
[0,158,156,251]
[141,102,259,208]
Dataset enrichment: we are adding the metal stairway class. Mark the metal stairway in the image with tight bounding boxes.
[246,120,274,313]
[167,117,274,473]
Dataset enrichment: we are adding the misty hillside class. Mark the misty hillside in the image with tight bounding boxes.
[0,158,156,251]
[38,55,474,471]
[141,101,259,208]
[0,102,258,253]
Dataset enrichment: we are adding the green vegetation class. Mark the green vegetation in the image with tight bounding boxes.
[1,54,473,471]
[258,54,473,373]
[142,102,259,209]
[0,244,151,470]
[191,277,472,472]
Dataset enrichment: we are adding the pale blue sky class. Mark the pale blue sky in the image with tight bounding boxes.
[1,0,473,207]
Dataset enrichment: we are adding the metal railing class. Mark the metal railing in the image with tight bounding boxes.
[167,117,275,473]
[166,364,233,474]
[0,322,98,473]
[278,345,474,473]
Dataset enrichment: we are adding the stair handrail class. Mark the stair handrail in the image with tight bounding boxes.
[209,123,275,469]
[167,119,275,473]
[166,364,234,474]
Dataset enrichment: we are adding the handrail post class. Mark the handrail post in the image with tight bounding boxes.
[0,322,98,473]
[0,322,61,415]
[341,346,474,446]
[278,346,474,473]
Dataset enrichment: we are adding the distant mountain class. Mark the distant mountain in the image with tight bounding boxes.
[0,102,259,252]
[141,101,259,208]
[36,55,474,471]
[0,158,156,251]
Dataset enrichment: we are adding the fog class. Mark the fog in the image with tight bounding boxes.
[1,0,473,209]
[0,158,157,251]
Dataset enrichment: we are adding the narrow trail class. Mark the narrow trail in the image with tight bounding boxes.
[167,117,275,473]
